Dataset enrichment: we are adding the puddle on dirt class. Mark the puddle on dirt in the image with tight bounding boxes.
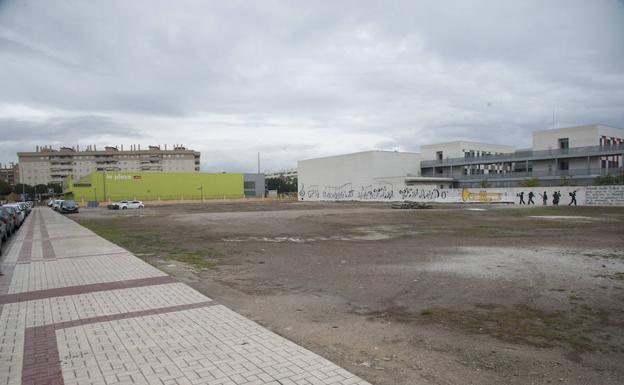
[222,225,418,243]
[413,247,624,288]
[528,215,606,222]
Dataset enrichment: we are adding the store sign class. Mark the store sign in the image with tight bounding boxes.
[106,175,142,181]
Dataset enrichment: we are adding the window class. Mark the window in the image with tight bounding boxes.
[436,151,443,161]
[244,181,256,190]
[558,138,569,149]
[559,161,569,171]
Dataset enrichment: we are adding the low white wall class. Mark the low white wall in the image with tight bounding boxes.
[586,186,624,206]
[299,181,624,207]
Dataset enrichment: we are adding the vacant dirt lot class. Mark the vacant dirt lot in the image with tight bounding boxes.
[72,201,624,385]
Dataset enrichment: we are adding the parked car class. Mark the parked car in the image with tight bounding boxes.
[0,207,15,238]
[109,200,144,209]
[3,204,25,226]
[1,205,20,230]
[0,210,7,242]
[59,200,79,214]
[52,200,65,211]
[17,202,31,216]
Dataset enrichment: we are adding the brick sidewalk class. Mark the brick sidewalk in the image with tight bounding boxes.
[0,208,371,385]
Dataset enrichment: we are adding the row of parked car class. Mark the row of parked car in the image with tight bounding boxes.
[47,199,79,214]
[0,201,33,255]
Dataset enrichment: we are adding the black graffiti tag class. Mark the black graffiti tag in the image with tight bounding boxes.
[322,183,355,200]
[398,187,446,200]
[357,184,394,200]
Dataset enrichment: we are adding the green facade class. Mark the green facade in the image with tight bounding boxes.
[64,172,244,202]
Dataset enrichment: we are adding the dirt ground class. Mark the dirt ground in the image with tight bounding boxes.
[72,201,624,385]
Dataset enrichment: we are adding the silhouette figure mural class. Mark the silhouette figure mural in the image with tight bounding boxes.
[540,191,548,205]
[552,191,561,205]
[518,191,526,205]
[527,191,535,205]
[569,190,578,206]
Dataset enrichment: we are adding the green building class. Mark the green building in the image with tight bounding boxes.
[63,172,264,202]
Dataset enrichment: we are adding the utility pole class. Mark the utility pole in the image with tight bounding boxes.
[552,109,555,129]
[257,152,260,174]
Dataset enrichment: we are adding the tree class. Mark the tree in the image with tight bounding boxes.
[593,172,624,186]
[47,183,62,194]
[479,179,491,188]
[518,177,540,187]
[13,184,34,195]
[266,176,298,193]
[0,180,11,196]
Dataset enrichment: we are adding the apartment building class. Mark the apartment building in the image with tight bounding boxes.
[0,163,19,185]
[265,169,298,179]
[18,145,200,185]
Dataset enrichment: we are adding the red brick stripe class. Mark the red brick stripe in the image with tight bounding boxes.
[17,212,37,262]
[15,252,131,264]
[38,217,56,260]
[0,275,177,304]
[21,301,217,385]
[17,241,32,262]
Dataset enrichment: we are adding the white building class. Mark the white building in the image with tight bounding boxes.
[18,145,200,185]
[298,124,624,200]
[297,151,452,201]
[531,124,624,175]
[421,141,515,177]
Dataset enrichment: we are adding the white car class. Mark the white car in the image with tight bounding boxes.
[114,200,144,209]
[52,200,64,211]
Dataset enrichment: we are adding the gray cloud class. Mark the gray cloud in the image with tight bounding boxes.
[0,0,623,170]
[0,115,139,142]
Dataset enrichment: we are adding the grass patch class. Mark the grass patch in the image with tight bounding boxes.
[594,272,624,281]
[77,219,150,252]
[166,251,217,269]
[77,218,223,270]
[369,304,620,353]
[584,252,624,261]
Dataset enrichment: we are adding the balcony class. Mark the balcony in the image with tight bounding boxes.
[421,143,624,168]
[433,167,624,181]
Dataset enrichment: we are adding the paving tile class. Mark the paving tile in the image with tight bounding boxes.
[0,208,372,385]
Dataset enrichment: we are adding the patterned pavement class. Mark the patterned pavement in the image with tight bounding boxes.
[0,208,371,385]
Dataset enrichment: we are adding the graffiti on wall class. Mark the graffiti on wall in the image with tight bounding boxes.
[322,183,355,200]
[358,182,394,200]
[298,180,604,206]
[514,189,580,206]
[461,189,502,202]
[398,186,447,200]
[586,186,624,206]
[300,181,447,202]
[298,184,320,200]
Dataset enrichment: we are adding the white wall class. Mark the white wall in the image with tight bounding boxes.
[532,125,601,150]
[297,151,420,201]
[586,186,624,206]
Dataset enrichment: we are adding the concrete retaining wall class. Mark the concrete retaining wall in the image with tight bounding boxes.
[298,182,624,206]
[586,185,624,206]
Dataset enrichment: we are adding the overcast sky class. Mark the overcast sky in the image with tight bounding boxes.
[1,0,623,172]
